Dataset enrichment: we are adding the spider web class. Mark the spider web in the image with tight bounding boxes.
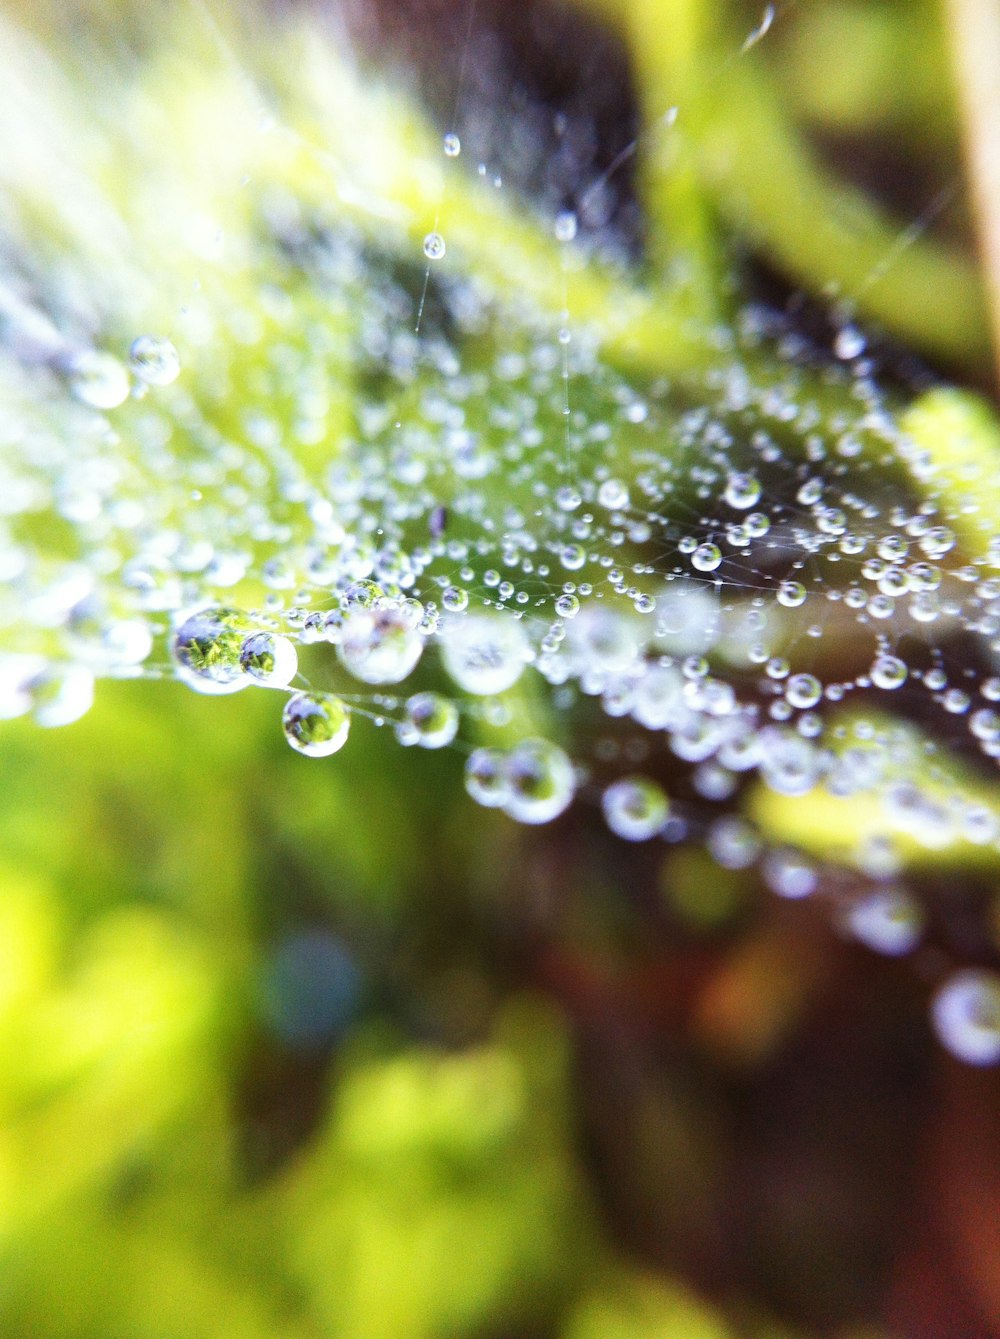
[1,0,999,1059]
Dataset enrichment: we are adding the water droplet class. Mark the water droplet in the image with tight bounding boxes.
[441,585,469,613]
[342,579,384,609]
[758,728,820,795]
[338,608,423,684]
[555,485,582,512]
[397,691,459,748]
[464,747,510,808]
[173,607,251,694]
[932,970,1000,1065]
[29,664,94,727]
[597,479,629,510]
[871,655,907,690]
[834,324,867,360]
[602,775,668,840]
[240,631,298,687]
[69,351,130,409]
[762,848,817,899]
[129,334,180,386]
[777,580,807,608]
[785,673,822,709]
[724,472,762,510]
[554,211,578,242]
[423,231,446,260]
[443,132,461,157]
[691,543,722,573]
[708,817,761,869]
[282,691,350,757]
[845,886,922,956]
[502,738,575,824]
[441,614,529,694]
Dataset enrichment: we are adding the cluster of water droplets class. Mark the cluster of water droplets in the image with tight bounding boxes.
[4,73,1000,1064]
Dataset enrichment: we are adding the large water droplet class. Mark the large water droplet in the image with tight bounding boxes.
[932,970,1000,1065]
[441,614,529,694]
[785,673,822,709]
[777,580,807,609]
[29,664,95,727]
[691,543,722,573]
[845,886,922,956]
[69,351,130,408]
[602,775,668,841]
[240,631,298,687]
[464,747,510,808]
[129,334,180,386]
[423,231,446,260]
[397,691,459,748]
[173,608,251,694]
[282,691,350,757]
[338,608,423,684]
[724,472,762,510]
[871,655,907,690]
[502,738,575,824]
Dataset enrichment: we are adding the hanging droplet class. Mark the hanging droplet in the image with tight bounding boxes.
[870,655,907,690]
[29,664,94,728]
[337,608,423,684]
[423,232,446,260]
[129,334,181,386]
[240,631,298,687]
[282,692,350,757]
[441,614,529,695]
[777,580,807,608]
[502,738,576,825]
[602,775,669,841]
[397,691,459,748]
[68,351,130,409]
[173,608,252,694]
[785,673,822,709]
[554,211,578,242]
[597,479,629,510]
[845,886,923,956]
[723,472,762,510]
[834,324,866,360]
[691,543,722,573]
[465,747,510,808]
[932,970,1000,1065]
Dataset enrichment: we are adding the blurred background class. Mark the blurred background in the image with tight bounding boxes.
[3,0,1000,1336]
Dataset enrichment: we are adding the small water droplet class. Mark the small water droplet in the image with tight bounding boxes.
[423,231,446,260]
[554,211,578,242]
